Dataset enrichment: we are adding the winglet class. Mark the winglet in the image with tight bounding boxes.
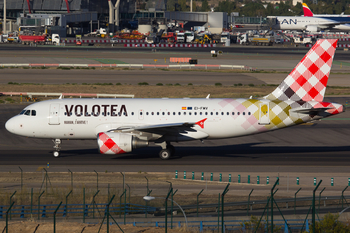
[303,3,314,17]
[196,118,207,129]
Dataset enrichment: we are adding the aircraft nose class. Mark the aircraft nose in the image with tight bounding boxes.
[5,117,19,134]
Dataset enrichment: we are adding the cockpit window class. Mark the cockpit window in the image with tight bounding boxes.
[31,110,36,116]
[19,110,26,115]
[24,110,30,116]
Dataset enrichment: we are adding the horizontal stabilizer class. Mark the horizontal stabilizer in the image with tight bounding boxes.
[291,107,332,115]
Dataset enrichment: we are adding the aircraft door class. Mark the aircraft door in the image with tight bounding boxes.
[139,109,144,120]
[258,103,270,125]
[49,104,60,125]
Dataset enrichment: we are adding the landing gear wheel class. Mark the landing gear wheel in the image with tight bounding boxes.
[159,149,172,160]
[53,151,60,158]
[52,139,61,158]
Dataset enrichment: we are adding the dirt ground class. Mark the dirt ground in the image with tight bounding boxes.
[0,221,202,233]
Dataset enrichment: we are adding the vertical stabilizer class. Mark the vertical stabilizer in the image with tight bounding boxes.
[264,39,337,102]
[303,3,314,17]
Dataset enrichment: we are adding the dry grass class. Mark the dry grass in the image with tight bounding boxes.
[0,221,207,233]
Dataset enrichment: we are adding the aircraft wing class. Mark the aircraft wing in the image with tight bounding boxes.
[315,20,350,28]
[119,122,196,131]
[113,118,207,135]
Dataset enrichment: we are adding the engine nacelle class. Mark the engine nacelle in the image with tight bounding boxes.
[306,25,319,33]
[97,132,148,154]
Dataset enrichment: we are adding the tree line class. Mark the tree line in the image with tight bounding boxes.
[166,0,350,17]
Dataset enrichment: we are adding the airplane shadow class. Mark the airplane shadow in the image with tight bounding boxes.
[56,143,350,161]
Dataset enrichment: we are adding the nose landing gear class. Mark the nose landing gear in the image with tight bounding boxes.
[52,139,61,157]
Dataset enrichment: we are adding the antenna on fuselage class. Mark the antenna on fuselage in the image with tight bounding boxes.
[206,94,210,99]
[59,94,63,99]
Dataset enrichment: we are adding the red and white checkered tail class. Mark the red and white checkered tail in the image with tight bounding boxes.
[264,39,337,102]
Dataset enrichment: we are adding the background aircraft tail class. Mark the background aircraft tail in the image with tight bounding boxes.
[264,39,337,102]
[303,3,314,17]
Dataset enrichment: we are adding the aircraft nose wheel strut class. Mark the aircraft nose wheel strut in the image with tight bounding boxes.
[52,139,61,158]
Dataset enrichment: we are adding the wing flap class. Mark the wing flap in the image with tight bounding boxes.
[119,122,196,132]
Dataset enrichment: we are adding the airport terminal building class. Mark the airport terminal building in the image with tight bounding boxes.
[0,0,229,36]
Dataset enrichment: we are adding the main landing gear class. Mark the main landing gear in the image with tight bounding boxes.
[157,142,175,160]
[52,139,61,158]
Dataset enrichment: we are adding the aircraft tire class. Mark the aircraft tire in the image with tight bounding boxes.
[159,149,171,160]
[53,151,60,158]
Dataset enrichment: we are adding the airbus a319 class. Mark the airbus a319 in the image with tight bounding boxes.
[5,39,344,159]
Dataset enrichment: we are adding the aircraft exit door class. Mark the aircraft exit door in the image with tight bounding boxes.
[258,103,270,125]
[49,104,60,125]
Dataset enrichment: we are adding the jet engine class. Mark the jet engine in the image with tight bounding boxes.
[306,25,319,33]
[97,132,148,154]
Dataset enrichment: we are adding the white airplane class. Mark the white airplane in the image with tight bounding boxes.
[267,15,350,32]
[5,39,344,159]
[302,3,350,31]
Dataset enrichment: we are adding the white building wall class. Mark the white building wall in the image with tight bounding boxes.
[207,12,227,33]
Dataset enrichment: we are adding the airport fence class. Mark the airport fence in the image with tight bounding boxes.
[1,171,350,232]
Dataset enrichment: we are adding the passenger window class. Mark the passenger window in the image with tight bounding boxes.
[243,112,246,115]
[132,112,134,115]
[221,112,224,115]
[210,112,213,115]
[140,112,143,115]
[226,112,229,115]
[173,112,175,115]
[162,112,165,115]
[146,112,149,115]
[238,112,240,115]
[31,110,36,116]
[152,112,154,115]
[178,112,181,115]
[248,112,251,115]
[205,112,208,115]
[184,112,186,115]
[216,112,218,115]
[194,112,197,115]
[189,112,191,115]
[168,112,170,115]
[157,112,159,115]
[24,110,30,116]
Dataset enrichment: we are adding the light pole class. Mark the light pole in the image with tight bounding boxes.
[143,196,188,228]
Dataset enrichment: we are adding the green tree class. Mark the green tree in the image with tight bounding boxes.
[240,2,266,17]
[167,0,176,11]
[201,0,210,12]
[215,0,236,14]
[307,213,350,233]
[179,0,188,11]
